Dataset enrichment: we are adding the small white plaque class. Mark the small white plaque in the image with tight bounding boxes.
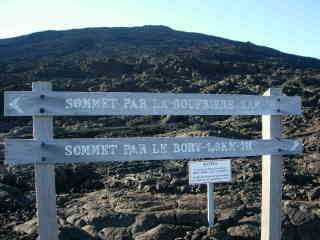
[188,159,232,184]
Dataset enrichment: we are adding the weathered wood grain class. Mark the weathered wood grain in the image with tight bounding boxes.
[32,82,58,240]
[5,137,302,165]
[4,91,302,116]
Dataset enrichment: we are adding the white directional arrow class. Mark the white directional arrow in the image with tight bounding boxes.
[9,97,24,113]
[290,140,301,151]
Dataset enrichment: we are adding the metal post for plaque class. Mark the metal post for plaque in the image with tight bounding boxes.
[207,182,214,234]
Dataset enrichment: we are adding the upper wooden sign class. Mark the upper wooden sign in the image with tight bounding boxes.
[5,136,302,165]
[4,91,302,116]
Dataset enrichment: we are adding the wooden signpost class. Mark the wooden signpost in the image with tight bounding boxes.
[3,82,303,240]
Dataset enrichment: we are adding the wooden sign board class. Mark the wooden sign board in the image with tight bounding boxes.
[5,137,302,165]
[4,91,302,116]
[189,159,232,184]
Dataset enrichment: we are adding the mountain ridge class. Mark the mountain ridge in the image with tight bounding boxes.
[0,25,319,67]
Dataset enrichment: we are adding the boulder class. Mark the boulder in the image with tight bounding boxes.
[81,224,99,238]
[284,203,315,226]
[227,224,259,239]
[98,227,130,240]
[14,218,38,235]
[59,226,95,240]
[175,210,206,226]
[283,217,320,240]
[83,211,135,230]
[177,194,206,210]
[131,213,158,235]
[135,224,185,240]
[308,186,320,201]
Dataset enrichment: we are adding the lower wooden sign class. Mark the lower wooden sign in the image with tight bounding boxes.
[189,159,232,184]
[5,137,302,165]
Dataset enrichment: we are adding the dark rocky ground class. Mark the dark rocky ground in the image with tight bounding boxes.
[1,26,320,239]
[1,152,320,240]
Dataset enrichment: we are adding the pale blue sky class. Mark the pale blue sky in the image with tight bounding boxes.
[1,0,319,58]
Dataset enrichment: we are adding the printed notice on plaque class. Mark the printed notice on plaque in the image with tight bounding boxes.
[188,159,232,184]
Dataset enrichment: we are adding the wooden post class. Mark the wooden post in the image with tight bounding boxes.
[33,82,59,240]
[261,88,282,240]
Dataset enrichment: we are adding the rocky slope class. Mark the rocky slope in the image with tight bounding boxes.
[1,25,320,240]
